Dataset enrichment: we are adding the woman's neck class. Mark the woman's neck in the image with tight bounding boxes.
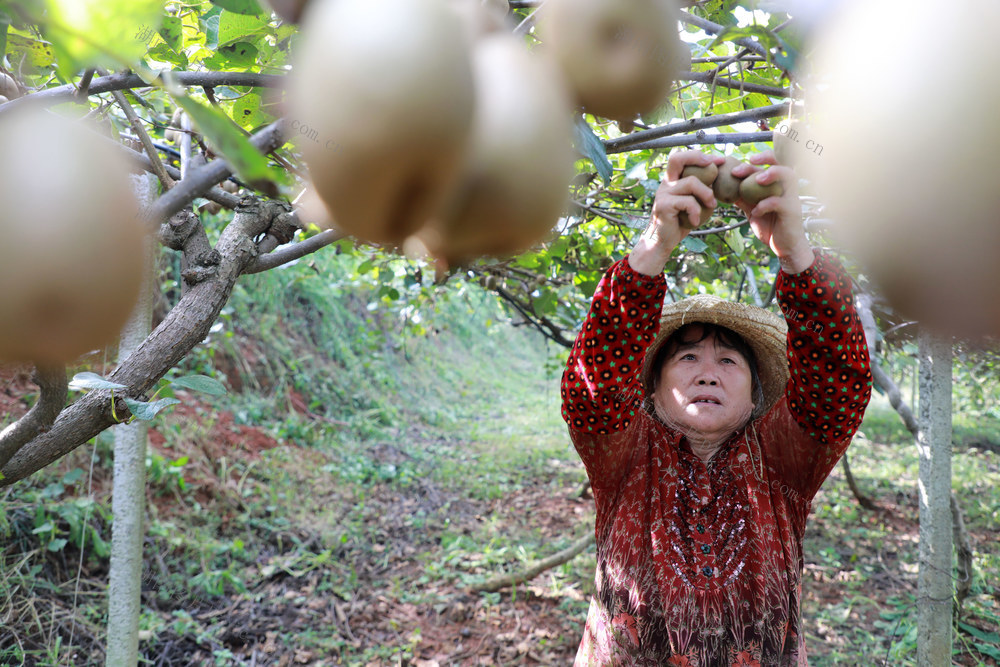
[687,437,724,462]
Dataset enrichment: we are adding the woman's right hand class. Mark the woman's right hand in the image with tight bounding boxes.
[628,150,724,276]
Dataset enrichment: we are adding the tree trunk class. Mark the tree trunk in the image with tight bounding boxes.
[917,331,952,666]
[106,175,156,667]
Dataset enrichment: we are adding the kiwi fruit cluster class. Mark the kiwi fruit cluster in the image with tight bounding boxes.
[676,157,783,228]
[288,0,576,265]
[288,0,688,265]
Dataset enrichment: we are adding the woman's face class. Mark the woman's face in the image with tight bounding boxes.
[653,325,754,445]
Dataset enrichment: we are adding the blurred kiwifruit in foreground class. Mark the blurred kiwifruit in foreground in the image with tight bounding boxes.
[417,34,575,263]
[288,0,476,245]
[540,0,683,124]
[0,111,146,363]
[805,0,1000,338]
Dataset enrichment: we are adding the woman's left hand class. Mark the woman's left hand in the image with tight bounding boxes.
[731,151,814,274]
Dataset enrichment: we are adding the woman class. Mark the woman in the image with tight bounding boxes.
[561,150,872,665]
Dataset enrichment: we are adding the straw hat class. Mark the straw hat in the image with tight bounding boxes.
[640,295,790,415]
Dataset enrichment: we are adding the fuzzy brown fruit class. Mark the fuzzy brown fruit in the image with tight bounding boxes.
[677,162,717,229]
[0,111,146,364]
[805,0,1000,338]
[541,0,683,122]
[418,34,575,263]
[739,174,783,207]
[713,155,743,204]
[289,0,476,245]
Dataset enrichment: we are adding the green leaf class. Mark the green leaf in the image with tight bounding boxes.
[217,9,269,47]
[47,538,68,552]
[218,41,258,66]
[724,228,744,256]
[43,0,162,69]
[61,468,85,485]
[91,533,110,558]
[210,0,263,16]
[158,14,182,51]
[123,397,181,421]
[231,92,270,130]
[573,117,613,186]
[532,290,558,316]
[69,372,127,392]
[681,237,709,254]
[170,374,228,396]
[32,522,54,534]
[147,42,188,68]
[5,32,56,71]
[202,6,222,49]
[959,622,1000,644]
[170,93,280,188]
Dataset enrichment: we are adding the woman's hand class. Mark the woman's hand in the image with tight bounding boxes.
[731,151,814,274]
[629,150,724,276]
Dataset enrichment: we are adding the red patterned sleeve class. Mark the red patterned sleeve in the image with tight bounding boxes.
[759,251,873,503]
[561,257,666,486]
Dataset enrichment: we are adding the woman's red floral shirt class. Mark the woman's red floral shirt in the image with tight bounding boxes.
[561,252,872,666]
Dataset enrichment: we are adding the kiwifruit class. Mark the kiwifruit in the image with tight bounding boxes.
[738,174,783,207]
[200,201,222,215]
[771,118,821,170]
[289,0,476,246]
[418,34,575,263]
[0,111,146,363]
[676,162,717,228]
[805,0,1000,338]
[713,155,743,204]
[540,0,684,122]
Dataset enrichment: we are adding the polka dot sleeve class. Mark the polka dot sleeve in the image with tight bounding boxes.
[561,256,666,436]
[776,251,872,446]
[762,251,874,505]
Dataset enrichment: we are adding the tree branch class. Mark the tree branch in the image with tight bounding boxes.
[245,229,345,274]
[117,143,240,210]
[0,71,283,117]
[840,451,877,510]
[604,102,789,153]
[951,492,973,607]
[0,365,68,473]
[142,120,286,227]
[0,200,288,487]
[470,532,595,593]
[109,85,174,189]
[678,70,788,99]
[678,11,769,59]
[605,131,772,154]
[494,286,575,348]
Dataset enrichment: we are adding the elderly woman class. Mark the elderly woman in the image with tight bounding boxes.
[561,150,872,665]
